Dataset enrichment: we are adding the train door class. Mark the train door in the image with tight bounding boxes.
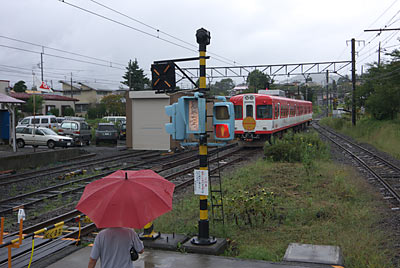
[274,102,280,129]
[243,95,256,132]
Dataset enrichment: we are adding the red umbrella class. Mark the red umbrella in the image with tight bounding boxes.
[76,169,175,229]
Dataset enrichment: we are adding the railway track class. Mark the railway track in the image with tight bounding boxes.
[0,144,239,219]
[313,122,400,208]
[0,149,157,187]
[0,145,259,268]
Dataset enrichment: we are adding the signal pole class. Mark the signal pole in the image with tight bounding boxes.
[191,28,216,246]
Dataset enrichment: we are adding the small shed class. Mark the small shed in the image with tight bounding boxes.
[0,93,25,152]
[126,91,217,151]
[126,91,170,150]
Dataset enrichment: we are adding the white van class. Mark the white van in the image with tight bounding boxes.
[18,115,58,129]
[103,116,126,125]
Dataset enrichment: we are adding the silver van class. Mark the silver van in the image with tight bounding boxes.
[58,120,92,146]
[18,115,58,130]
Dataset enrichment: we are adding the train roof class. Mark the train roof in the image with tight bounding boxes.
[230,93,312,104]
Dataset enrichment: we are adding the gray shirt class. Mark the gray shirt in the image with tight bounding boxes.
[90,228,144,268]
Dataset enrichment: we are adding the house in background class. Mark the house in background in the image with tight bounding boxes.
[9,92,77,116]
[57,81,128,116]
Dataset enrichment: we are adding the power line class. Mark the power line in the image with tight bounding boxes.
[0,35,126,67]
[357,0,399,38]
[87,0,240,65]
[59,0,236,66]
[0,64,124,84]
[0,43,125,70]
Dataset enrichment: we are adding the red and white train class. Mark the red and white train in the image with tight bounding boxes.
[229,90,312,146]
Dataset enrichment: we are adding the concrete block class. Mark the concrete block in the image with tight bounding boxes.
[283,243,343,265]
[182,237,227,255]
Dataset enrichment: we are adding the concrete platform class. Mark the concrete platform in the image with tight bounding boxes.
[46,247,335,268]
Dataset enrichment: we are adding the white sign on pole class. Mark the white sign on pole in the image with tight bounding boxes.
[194,169,208,196]
[18,208,25,222]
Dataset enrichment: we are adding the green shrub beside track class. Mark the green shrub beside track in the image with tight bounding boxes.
[154,131,396,268]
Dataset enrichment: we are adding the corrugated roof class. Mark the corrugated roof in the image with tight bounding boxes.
[9,92,79,102]
[0,93,25,104]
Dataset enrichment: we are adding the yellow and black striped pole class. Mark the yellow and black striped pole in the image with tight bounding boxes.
[191,28,216,245]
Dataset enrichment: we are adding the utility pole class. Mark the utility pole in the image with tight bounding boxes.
[326,70,329,117]
[70,73,73,98]
[351,38,356,126]
[378,41,381,66]
[40,52,44,82]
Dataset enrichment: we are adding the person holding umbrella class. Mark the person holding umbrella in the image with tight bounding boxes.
[76,170,175,268]
[88,227,144,268]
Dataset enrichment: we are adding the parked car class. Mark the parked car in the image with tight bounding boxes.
[58,120,91,146]
[119,123,126,140]
[15,126,73,149]
[103,116,126,126]
[18,115,58,130]
[95,123,118,145]
[56,117,65,124]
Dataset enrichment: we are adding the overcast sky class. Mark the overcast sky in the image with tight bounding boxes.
[1,0,399,89]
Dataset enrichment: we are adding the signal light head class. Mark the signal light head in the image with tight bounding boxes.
[215,124,229,139]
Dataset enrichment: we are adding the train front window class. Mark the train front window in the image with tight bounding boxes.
[257,105,272,119]
[234,105,242,119]
[246,105,253,117]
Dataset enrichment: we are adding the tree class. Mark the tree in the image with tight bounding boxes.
[13,80,27,92]
[22,95,43,114]
[122,59,150,91]
[356,48,400,120]
[101,94,125,115]
[210,78,235,96]
[246,70,273,93]
[87,103,107,119]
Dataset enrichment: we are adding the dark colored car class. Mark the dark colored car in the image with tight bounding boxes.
[95,123,118,145]
[119,123,126,140]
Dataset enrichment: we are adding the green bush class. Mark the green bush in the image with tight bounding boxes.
[264,131,327,163]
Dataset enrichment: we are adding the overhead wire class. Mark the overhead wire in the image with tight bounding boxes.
[0,35,126,67]
[58,0,237,66]
[0,44,125,70]
[87,0,240,66]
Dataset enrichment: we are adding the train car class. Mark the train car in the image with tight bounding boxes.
[230,90,312,146]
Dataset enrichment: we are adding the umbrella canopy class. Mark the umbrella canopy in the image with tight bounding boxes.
[76,169,175,229]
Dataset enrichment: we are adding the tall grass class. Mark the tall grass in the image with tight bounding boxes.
[320,117,400,159]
